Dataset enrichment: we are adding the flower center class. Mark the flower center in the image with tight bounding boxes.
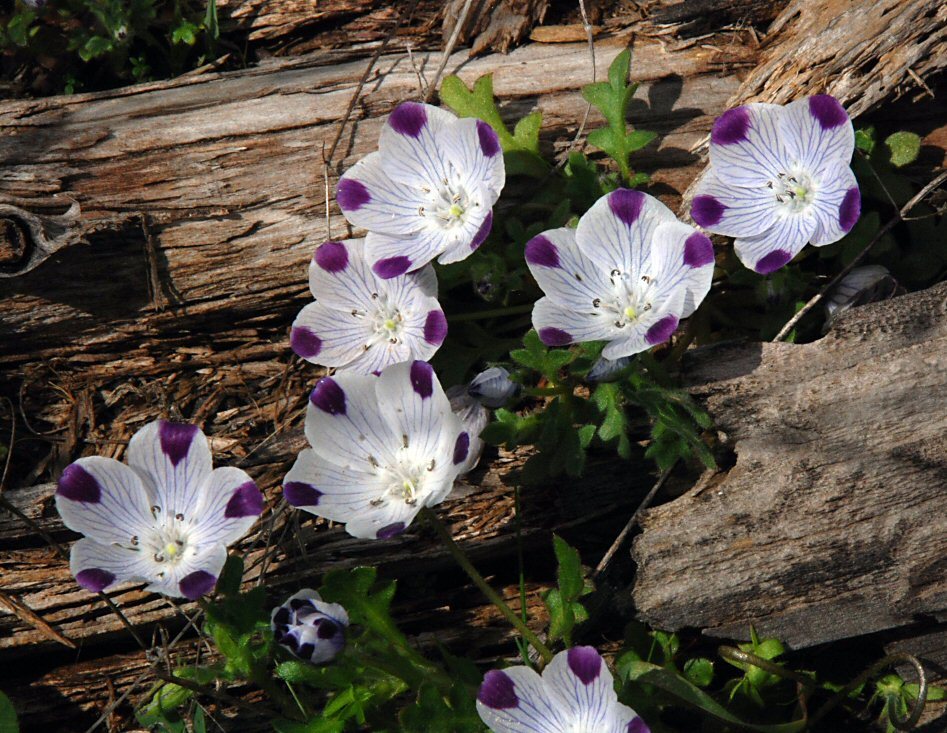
[355,294,408,349]
[367,447,438,509]
[128,506,195,571]
[768,170,815,213]
[592,271,657,329]
[419,175,479,231]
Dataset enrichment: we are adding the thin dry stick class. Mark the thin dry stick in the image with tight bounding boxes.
[554,0,598,170]
[592,466,673,579]
[773,169,947,342]
[423,0,476,103]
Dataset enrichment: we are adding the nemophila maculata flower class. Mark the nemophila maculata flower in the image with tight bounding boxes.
[467,366,520,408]
[477,646,650,733]
[447,385,489,475]
[337,101,505,277]
[690,94,861,274]
[525,189,715,359]
[283,360,468,539]
[271,589,349,664]
[55,420,263,600]
[290,239,447,374]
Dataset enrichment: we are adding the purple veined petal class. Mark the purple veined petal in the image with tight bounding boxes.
[291,301,374,370]
[436,199,493,265]
[733,211,817,274]
[69,537,154,594]
[471,209,494,251]
[439,117,506,202]
[599,287,687,360]
[178,569,218,600]
[379,102,458,188]
[304,372,399,471]
[127,419,213,520]
[343,500,422,541]
[337,152,428,238]
[575,190,678,276]
[647,221,715,319]
[467,366,520,409]
[190,466,263,548]
[709,103,791,187]
[364,230,446,277]
[447,390,489,474]
[283,448,395,525]
[532,296,617,346]
[308,239,383,310]
[620,712,652,733]
[143,543,227,600]
[543,647,618,732]
[476,666,570,733]
[525,228,613,313]
[780,95,855,176]
[423,309,448,346]
[810,165,860,246]
[690,168,781,238]
[55,456,155,546]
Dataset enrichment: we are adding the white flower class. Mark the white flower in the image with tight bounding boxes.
[55,420,263,599]
[526,189,715,359]
[282,360,469,539]
[447,385,490,475]
[337,101,505,277]
[271,589,349,664]
[290,239,447,374]
[690,95,861,274]
[467,366,519,408]
[477,646,650,733]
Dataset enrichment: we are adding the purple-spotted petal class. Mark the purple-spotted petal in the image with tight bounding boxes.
[733,211,817,274]
[448,390,489,474]
[477,665,569,733]
[291,301,372,368]
[648,221,715,318]
[314,241,349,273]
[441,117,505,200]
[645,314,679,345]
[56,457,154,546]
[179,569,217,600]
[145,544,227,600]
[471,209,494,250]
[810,165,860,246]
[690,169,780,238]
[532,297,616,347]
[284,448,392,524]
[379,103,457,188]
[525,228,613,313]
[423,309,448,346]
[452,432,470,465]
[191,466,263,547]
[709,103,790,187]
[127,420,213,520]
[544,647,617,732]
[780,95,854,175]
[70,537,153,594]
[337,153,427,238]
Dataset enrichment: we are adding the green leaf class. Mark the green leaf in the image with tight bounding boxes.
[217,554,244,596]
[624,662,807,733]
[625,129,657,152]
[884,131,921,167]
[79,36,114,62]
[203,0,219,41]
[171,21,199,46]
[552,535,584,599]
[855,126,876,155]
[0,691,18,733]
[684,657,714,688]
[273,718,345,733]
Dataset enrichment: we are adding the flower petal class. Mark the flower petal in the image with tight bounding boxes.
[600,288,687,359]
[477,667,570,733]
[532,296,616,346]
[378,102,458,188]
[291,301,374,368]
[448,390,489,474]
[810,166,860,246]
[543,647,619,732]
[575,189,677,275]
[341,500,422,540]
[733,212,817,274]
[70,537,154,593]
[337,152,426,238]
[648,222,715,318]
[441,117,505,202]
[437,204,493,265]
[690,169,780,238]
[190,466,263,548]
[365,229,451,277]
[525,228,613,312]
[709,104,789,186]
[780,95,854,175]
[56,457,154,546]
[308,239,380,310]
[127,420,213,520]
[148,544,227,600]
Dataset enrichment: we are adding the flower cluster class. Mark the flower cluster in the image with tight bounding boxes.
[691,94,860,274]
[271,589,349,664]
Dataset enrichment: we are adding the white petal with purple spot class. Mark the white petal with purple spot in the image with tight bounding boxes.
[780,95,854,176]
[708,103,789,187]
[525,228,613,313]
[190,466,263,547]
[810,165,860,246]
[734,210,817,275]
[690,168,780,238]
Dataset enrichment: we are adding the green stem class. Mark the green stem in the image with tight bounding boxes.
[449,304,534,322]
[513,485,531,666]
[422,508,554,665]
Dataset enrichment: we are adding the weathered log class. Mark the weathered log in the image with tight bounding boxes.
[632,281,947,649]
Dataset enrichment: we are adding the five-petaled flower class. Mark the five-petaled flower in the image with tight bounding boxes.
[337,101,505,278]
[290,239,447,374]
[283,360,469,539]
[525,188,715,359]
[477,646,650,733]
[690,94,860,274]
[55,420,264,600]
[271,589,349,664]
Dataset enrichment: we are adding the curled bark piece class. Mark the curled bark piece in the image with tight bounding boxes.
[0,198,81,278]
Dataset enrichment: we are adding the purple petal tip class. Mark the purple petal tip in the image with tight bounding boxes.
[409,360,434,399]
[691,195,725,228]
[567,646,603,685]
[224,481,264,519]
[372,256,412,279]
[310,377,347,416]
[453,432,470,465]
[389,102,427,138]
[314,241,349,273]
[376,522,406,540]
[839,187,861,232]
[755,248,793,274]
[291,326,322,359]
[337,178,371,211]
[284,482,323,506]
[627,718,652,733]
[159,421,199,467]
[683,232,715,268]
[608,189,646,226]
[538,327,572,347]
[645,315,679,346]
[423,310,448,345]
[76,568,115,593]
[476,120,500,157]
[472,210,493,250]
[179,569,217,600]
[525,234,560,268]
[478,670,518,709]
[808,94,849,130]
[711,106,751,145]
[57,464,102,503]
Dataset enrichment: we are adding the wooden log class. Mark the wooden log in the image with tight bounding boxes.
[632,281,947,649]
